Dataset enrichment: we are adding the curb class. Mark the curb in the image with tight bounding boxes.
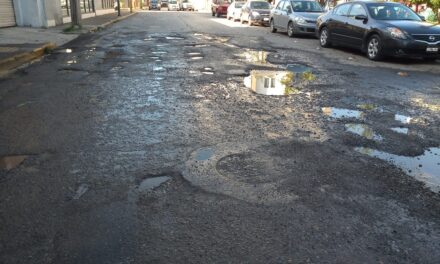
[0,12,137,77]
[0,43,56,77]
[89,12,137,32]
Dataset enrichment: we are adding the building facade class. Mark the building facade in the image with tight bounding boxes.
[0,0,115,28]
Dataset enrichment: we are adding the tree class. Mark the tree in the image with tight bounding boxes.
[428,0,440,23]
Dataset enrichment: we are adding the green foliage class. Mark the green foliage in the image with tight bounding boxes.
[63,24,82,33]
[302,71,316,82]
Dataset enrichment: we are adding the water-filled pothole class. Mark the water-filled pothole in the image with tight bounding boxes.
[244,70,295,96]
[166,36,184,40]
[395,114,412,124]
[391,127,409,134]
[195,147,214,161]
[286,63,312,74]
[356,147,440,192]
[345,124,383,141]
[138,176,171,192]
[322,107,364,120]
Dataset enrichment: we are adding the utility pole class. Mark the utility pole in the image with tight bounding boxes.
[70,0,82,26]
[117,0,121,16]
[130,0,133,13]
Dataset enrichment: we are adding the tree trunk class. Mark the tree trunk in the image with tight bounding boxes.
[70,0,82,26]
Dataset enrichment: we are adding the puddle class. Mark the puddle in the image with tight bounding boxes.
[73,184,89,200]
[138,176,171,192]
[286,64,312,74]
[244,70,295,96]
[152,51,167,55]
[150,56,160,59]
[322,107,364,120]
[153,66,165,71]
[391,127,409,134]
[155,59,162,62]
[204,67,213,71]
[395,114,412,124]
[154,77,164,80]
[345,124,383,141]
[66,60,77,64]
[166,36,184,40]
[355,147,440,192]
[65,48,72,53]
[0,155,27,171]
[187,52,202,56]
[190,56,204,60]
[242,50,268,64]
[202,71,214,75]
[195,147,214,161]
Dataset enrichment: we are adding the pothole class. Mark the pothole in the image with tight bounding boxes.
[395,114,412,124]
[391,127,409,134]
[345,123,383,141]
[322,107,364,120]
[195,147,214,161]
[166,36,184,40]
[190,56,204,60]
[244,70,295,96]
[356,147,440,192]
[138,176,171,192]
[0,155,27,171]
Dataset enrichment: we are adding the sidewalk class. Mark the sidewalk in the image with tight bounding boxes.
[0,10,135,76]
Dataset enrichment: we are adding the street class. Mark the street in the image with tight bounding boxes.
[1,10,440,263]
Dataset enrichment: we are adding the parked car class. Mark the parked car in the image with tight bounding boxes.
[317,1,440,60]
[180,0,194,10]
[150,0,159,9]
[168,0,179,10]
[240,0,272,26]
[212,0,231,17]
[159,0,169,10]
[270,0,324,36]
[227,1,245,21]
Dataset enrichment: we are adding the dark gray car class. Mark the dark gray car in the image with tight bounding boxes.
[270,0,324,37]
[240,0,272,26]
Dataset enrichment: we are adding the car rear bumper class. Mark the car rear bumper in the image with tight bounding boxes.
[383,38,440,58]
[252,16,270,24]
[216,6,228,14]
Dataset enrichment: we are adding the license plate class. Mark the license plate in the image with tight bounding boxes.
[263,17,269,21]
[426,47,438,52]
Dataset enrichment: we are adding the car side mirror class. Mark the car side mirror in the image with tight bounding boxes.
[355,14,368,21]
[419,15,426,21]
[287,8,292,14]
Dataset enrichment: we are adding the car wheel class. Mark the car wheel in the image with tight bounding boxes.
[216,11,221,17]
[270,19,277,33]
[248,16,253,26]
[212,10,215,16]
[240,16,245,24]
[287,22,295,37]
[319,27,331,48]
[367,35,383,61]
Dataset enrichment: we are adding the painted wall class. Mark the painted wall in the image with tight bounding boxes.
[13,0,62,27]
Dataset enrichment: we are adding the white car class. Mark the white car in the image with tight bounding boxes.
[168,0,179,10]
[180,0,194,10]
[227,1,245,21]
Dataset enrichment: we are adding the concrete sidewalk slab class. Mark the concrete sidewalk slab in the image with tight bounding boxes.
[0,10,136,77]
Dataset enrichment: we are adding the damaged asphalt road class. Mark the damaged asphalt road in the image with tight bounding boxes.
[1,11,440,263]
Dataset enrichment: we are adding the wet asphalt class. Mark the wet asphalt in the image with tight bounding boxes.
[1,11,440,263]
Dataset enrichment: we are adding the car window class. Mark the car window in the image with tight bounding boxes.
[291,1,323,12]
[276,0,285,10]
[334,3,351,16]
[282,1,292,12]
[235,2,244,8]
[250,1,270,9]
[367,3,421,21]
[348,3,366,17]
